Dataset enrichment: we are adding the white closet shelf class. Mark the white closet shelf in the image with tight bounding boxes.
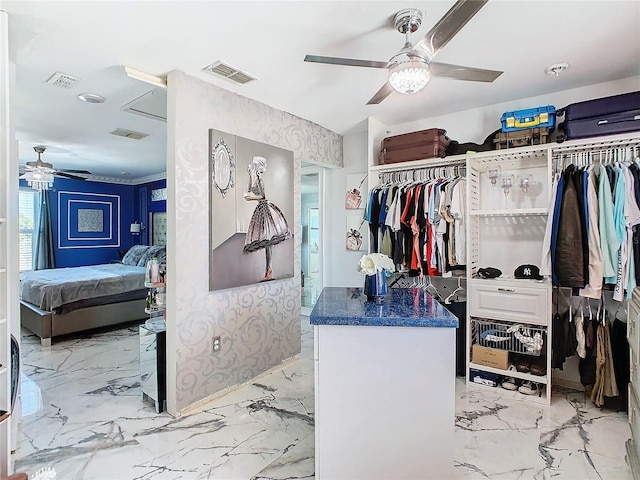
[371,156,466,172]
[469,362,548,384]
[0,218,5,223]
[470,208,548,216]
[0,318,5,325]
[469,378,549,405]
[0,366,6,376]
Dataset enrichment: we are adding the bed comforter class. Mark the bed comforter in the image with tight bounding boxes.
[20,263,146,312]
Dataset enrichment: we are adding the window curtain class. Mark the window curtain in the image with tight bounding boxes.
[33,190,55,270]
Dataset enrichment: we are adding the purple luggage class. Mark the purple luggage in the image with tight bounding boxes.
[558,91,640,141]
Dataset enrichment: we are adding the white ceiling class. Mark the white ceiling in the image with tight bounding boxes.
[3,1,640,180]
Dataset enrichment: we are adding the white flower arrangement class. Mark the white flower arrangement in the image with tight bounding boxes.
[357,253,395,276]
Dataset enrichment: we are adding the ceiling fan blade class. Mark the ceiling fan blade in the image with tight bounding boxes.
[304,55,389,69]
[59,169,92,174]
[413,0,488,60]
[55,172,87,181]
[430,61,502,82]
[367,82,394,105]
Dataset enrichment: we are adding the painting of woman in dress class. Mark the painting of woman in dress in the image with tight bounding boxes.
[243,156,292,281]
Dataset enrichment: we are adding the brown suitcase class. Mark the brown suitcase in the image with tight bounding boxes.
[493,127,550,150]
[379,128,450,164]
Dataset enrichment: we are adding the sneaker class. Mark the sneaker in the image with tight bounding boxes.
[501,377,519,391]
[518,380,539,396]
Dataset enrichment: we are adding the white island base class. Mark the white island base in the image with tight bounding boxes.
[314,322,455,479]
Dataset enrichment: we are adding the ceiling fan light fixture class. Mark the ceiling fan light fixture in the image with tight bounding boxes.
[20,169,54,191]
[20,146,56,191]
[388,60,431,95]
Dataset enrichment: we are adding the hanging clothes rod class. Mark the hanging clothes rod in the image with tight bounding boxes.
[553,143,640,173]
[379,164,466,184]
[379,162,466,182]
[552,135,640,156]
[373,157,466,173]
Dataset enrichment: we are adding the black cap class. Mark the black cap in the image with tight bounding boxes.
[514,264,543,280]
[477,267,502,279]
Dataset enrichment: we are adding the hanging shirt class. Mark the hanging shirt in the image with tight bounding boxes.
[609,165,626,293]
[599,165,619,279]
[579,167,604,299]
[541,174,560,277]
[450,178,467,265]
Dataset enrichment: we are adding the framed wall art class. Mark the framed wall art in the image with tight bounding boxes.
[345,173,368,210]
[209,129,294,291]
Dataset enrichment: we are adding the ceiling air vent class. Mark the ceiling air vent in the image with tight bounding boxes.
[46,71,80,88]
[110,128,148,140]
[203,61,256,85]
[122,90,167,122]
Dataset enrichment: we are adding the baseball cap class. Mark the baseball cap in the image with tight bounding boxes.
[477,267,502,279]
[514,264,543,280]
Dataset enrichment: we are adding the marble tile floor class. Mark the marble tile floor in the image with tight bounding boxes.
[13,317,633,480]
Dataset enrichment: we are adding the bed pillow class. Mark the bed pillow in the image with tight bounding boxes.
[137,245,166,268]
[122,245,150,266]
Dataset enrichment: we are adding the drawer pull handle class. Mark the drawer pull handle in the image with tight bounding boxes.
[497,288,515,292]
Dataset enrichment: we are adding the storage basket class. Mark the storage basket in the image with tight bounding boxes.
[472,318,545,356]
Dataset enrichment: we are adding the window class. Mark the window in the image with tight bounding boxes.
[19,189,37,272]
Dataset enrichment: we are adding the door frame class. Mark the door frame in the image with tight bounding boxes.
[300,165,324,315]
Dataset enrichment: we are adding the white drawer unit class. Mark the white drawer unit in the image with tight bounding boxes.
[628,288,640,479]
[469,279,550,326]
[629,290,640,378]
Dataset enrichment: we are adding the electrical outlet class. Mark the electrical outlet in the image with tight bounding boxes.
[212,336,221,353]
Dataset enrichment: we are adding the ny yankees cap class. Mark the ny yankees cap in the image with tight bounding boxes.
[514,264,543,280]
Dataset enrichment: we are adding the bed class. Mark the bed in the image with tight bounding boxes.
[20,245,166,346]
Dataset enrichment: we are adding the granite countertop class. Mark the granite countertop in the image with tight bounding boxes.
[310,287,458,328]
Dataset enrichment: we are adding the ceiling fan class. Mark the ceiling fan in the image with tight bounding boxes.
[19,146,92,186]
[304,0,503,105]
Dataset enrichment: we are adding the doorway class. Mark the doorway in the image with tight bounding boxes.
[301,170,322,313]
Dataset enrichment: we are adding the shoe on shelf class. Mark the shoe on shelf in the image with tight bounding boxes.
[501,377,519,391]
[518,380,539,396]
[513,355,531,373]
[530,357,546,376]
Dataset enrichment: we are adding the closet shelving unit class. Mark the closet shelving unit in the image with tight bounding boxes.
[369,132,640,406]
[466,144,553,405]
[464,132,640,405]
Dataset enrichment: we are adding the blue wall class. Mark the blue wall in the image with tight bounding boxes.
[20,177,166,268]
[134,179,166,246]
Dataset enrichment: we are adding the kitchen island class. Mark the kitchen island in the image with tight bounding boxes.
[310,287,458,480]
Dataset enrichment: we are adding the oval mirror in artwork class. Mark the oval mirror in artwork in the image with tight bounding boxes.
[211,138,235,198]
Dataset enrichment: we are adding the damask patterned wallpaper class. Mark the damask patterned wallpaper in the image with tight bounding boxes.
[168,71,342,413]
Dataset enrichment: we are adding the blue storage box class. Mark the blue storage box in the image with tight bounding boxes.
[469,368,499,387]
[501,105,556,132]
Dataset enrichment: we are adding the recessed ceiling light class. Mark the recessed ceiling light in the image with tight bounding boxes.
[78,93,105,104]
[545,63,570,76]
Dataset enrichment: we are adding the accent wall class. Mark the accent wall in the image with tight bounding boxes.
[166,70,342,414]
[20,177,167,267]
